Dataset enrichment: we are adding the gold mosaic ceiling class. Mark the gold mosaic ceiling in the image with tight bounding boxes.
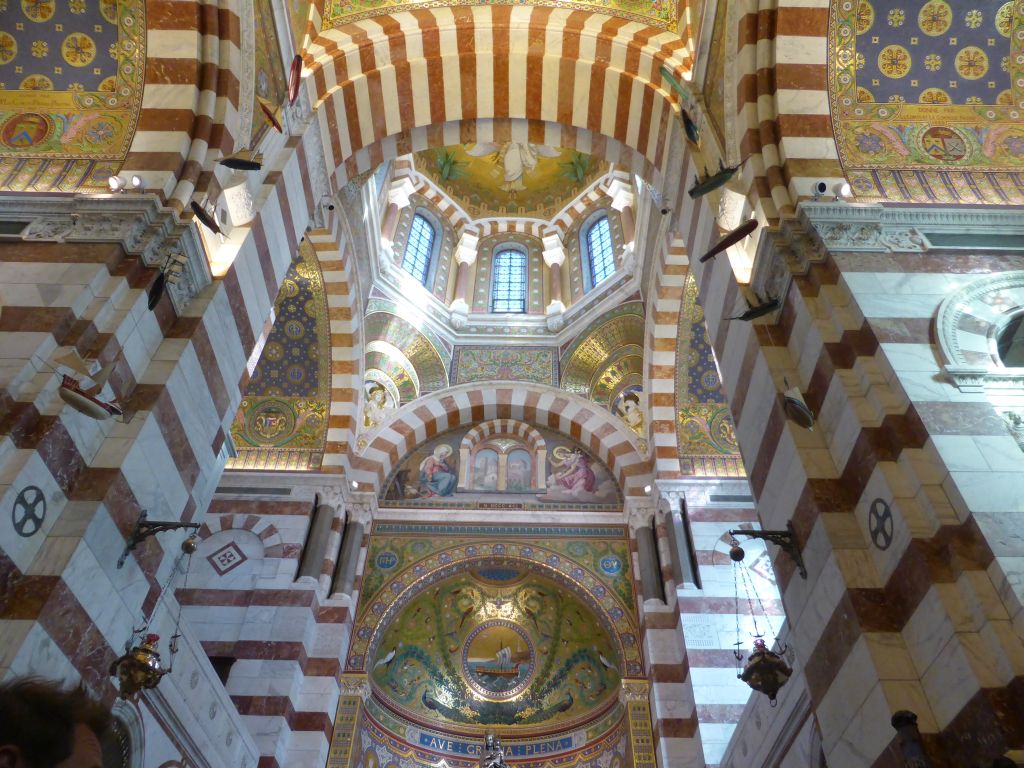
[414,143,608,219]
[560,303,645,402]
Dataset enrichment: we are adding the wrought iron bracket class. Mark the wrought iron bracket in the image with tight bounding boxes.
[727,522,807,579]
[117,510,200,568]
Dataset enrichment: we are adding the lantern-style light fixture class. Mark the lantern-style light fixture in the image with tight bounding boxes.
[729,538,793,706]
[110,531,199,699]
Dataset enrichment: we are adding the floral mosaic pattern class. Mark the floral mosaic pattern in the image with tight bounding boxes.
[451,346,558,386]
[0,0,145,191]
[830,0,1024,202]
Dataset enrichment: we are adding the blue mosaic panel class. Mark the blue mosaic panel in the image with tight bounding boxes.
[686,318,727,404]
[247,257,323,399]
[855,0,1014,105]
[0,0,120,92]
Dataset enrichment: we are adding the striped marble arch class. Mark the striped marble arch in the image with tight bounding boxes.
[303,7,697,188]
[350,382,654,495]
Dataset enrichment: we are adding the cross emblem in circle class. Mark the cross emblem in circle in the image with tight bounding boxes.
[12,485,47,538]
[868,498,893,551]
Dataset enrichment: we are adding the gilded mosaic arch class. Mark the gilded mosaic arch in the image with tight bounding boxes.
[560,303,645,397]
[0,0,146,191]
[363,310,449,393]
[829,0,1024,202]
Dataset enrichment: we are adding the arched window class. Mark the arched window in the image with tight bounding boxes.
[402,213,435,286]
[585,214,615,289]
[490,248,527,313]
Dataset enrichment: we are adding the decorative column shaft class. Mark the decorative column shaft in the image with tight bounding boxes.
[450,230,479,328]
[330,520,365,598]
[607,178,636,256]
[379,177,416,257]
[542,233,567,331]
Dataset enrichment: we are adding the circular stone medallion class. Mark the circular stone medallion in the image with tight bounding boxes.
[462,620,535,700]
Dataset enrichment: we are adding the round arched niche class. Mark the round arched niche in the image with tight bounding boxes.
[937,271,1024,392]
[366,560,624,734]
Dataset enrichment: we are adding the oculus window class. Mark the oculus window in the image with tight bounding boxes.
[402,213,435,286]
[491,249,527,313]
[585,215,615,289]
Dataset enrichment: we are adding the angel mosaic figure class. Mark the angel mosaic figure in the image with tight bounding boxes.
[362,382,392,429]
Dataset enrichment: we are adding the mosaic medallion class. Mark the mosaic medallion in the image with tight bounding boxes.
[462,620,536,700]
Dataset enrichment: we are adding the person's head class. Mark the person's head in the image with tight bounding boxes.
[0,677,110,768]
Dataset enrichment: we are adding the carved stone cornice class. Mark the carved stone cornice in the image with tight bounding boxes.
[0,193,211,314]
[798,201,1024,254]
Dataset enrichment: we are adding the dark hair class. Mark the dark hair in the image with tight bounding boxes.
[0,677,111,767]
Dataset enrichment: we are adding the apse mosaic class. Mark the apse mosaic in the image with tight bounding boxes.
[368,569,622,728]
[674,275,744,477]
[251,0,288,145]
[336,524,645,767]
[450,346,558,386]
[0,0,145,191]
[829,0,1024,202]
[351,524,640,674]
[228,241,329,470]
[380,423,622,510]
[414,144,608,219]
[324,0,677,34]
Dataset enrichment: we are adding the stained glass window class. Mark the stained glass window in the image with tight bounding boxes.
[585,214,615,288]
[491,249,527,313]
[402,213,435,285]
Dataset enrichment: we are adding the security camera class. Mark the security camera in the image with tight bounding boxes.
[813,181,828,196]
[328,204,335,211]
[661,206,670,216]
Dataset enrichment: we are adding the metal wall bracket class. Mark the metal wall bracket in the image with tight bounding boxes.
[727,522,807,579]
[117,510,201,568]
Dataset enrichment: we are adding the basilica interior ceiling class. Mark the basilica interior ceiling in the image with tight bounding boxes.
[830,0,1024,202]
[0,0,145,191]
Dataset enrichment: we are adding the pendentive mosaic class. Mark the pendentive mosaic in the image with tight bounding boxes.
[228,241,329,470]
[0,0,145,191]
[675,275,744,477]
[829,0,1024,202]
